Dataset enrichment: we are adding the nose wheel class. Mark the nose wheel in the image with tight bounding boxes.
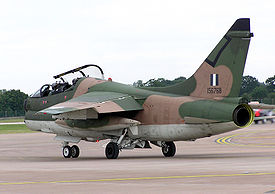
[63,146,71,158]
[62,145,80,158]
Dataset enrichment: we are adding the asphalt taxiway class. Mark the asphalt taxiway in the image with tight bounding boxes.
[0,123,275,193]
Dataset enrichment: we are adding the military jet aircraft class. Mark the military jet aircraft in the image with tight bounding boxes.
[24,18,255,159]
[249,102,275,124]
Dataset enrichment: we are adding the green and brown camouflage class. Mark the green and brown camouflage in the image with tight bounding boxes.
[24,18,255,159]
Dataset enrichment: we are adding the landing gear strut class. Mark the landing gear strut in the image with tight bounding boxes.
[105,128,128,159]
[162,141,176,157]
[62,144,80,158]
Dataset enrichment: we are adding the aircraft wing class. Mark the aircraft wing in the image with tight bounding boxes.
[38,92,143,119]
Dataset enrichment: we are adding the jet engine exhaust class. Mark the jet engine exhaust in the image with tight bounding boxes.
[233,104,254,127]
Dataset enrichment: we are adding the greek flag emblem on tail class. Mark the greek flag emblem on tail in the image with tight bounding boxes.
[210,74,219,86]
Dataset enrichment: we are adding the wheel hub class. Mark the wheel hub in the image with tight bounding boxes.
[64,148,69,156]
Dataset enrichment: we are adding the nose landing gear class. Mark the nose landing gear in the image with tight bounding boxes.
[62,143,80,158]
[71,145,80,158]
[63,145,72,158]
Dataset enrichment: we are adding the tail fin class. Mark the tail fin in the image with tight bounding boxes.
[149,18,253,98]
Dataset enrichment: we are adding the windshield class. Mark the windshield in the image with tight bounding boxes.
[30,64,105,98]
[30,89,41,98]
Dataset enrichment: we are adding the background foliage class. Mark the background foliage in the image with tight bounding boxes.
[134,75,275,104]
[0,89,28,117]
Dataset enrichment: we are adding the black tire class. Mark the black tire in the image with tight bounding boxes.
[105,142,119,159]
[71,145,80,158]
[63,146,71,158]
[254,120,259,124]
[162,141,176,157]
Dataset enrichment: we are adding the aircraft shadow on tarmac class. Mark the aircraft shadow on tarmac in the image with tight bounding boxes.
[12,152,273,162]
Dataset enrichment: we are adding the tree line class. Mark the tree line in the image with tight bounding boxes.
[0,89,28,117]
[134,75,275,104]
[240,75,275,104]
[0,75,274,118]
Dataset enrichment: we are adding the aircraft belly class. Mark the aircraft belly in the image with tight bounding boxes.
[135,122,239,141]
[25,120,74,135]
[26,119,240,142]
[24,120,123,139]
[25,120,101,137]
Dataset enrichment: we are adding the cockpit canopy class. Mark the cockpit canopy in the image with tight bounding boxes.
[30,64,105,98]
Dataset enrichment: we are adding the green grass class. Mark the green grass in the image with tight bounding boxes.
[0,118,24,123]
[0,124,35,134]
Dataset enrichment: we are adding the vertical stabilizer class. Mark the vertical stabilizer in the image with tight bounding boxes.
[147,18,253,98]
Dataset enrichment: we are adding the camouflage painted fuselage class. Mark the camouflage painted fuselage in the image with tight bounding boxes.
[25,77,252,142]
[25,18,254,143]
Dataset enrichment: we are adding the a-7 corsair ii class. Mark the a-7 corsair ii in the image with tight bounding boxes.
[25,18,255,159]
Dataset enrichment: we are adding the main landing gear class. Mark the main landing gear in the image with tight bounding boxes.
[104,138,177,159]
[62,144,80,158]
[151,141,176,157]
[161,141,176,157]
[105,142,119,159]
[105,128,128,159]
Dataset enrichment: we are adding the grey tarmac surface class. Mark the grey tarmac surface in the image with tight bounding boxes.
[0,123,275,194]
